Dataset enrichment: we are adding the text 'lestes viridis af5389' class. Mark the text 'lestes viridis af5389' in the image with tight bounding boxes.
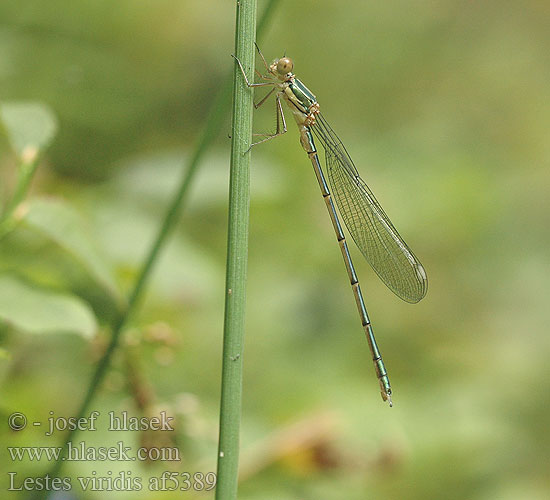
[233,45,428,406]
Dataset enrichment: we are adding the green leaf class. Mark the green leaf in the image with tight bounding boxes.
[0,276,97,338]
[22,198,122,304]
[0,101,58,158]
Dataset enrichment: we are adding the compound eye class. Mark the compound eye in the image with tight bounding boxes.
[276,57,293,75]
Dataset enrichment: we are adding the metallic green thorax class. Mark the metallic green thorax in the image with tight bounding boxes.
[282,77,318,153]
[288,78,317,113]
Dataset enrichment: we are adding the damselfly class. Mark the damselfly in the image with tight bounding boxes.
[233,46,428,406]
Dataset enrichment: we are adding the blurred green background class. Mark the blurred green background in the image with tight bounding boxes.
[1,1,549,499]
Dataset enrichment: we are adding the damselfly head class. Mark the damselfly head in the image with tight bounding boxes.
[271,57,294,80]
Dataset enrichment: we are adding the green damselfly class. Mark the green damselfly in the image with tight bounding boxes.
[233,46,428,406]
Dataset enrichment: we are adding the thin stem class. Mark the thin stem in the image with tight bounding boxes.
[215,1,257,499]
[40,0,279,491]
[0,149,39,238]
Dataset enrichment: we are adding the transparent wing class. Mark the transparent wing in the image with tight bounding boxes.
[311,113,427,303]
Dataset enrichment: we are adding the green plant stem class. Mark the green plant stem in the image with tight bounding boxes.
[41,0,278,490]
[215,1,257,498]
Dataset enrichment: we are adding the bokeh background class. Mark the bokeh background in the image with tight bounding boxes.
[1,1,549,499]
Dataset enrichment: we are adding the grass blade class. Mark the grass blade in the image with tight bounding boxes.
[215,0,257,498]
